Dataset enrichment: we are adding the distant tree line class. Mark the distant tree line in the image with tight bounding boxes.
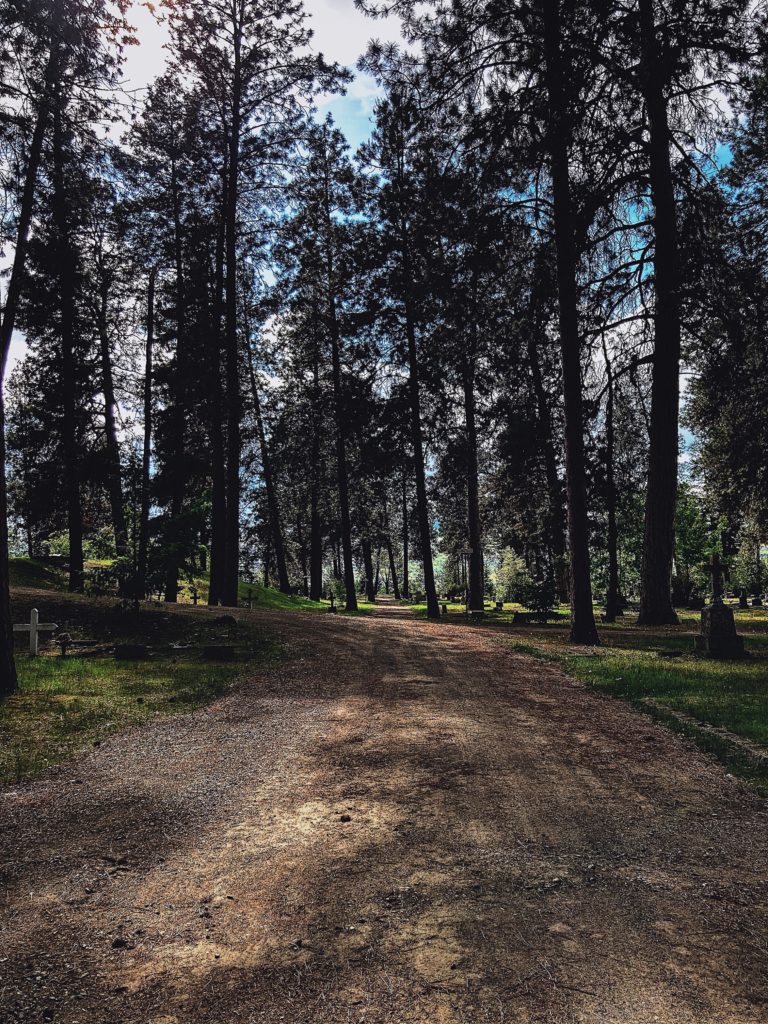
[2,0,767,696]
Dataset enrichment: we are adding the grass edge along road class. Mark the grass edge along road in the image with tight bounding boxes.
[502,606,768,795]
[2,594,280,785]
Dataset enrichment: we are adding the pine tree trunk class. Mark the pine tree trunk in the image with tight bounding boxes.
[637,0,681,626]
[541,0,599,644]
[323,174,357,611]
[137,269,155,601]
[296,515,308,596]
[164,160,187,603]
[246,342,290,593]
[208,191,228,607]
[362,538,376,603]
[52,92,84,594]
[463,350,484,612]
[97,281,128,565]
[0,53,53,698]
[387,536,401,600]
[602,337,621,621]
[221,39,243,608]
[401,472,409,599]
[400,225,439,618]
[527,329,569,604]
[308,339,323,602]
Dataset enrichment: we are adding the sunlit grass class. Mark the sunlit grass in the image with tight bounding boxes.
[0,654,245,784]
[504,604,768,793]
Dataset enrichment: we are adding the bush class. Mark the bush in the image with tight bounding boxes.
[517,575,557,617]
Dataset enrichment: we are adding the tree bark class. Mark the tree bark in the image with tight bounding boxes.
[387,536,401,600]
[400,224,439,618]
[96,277,128,564]
[541,0,599,644]
[246,341,290,593]
[0,53,53,698]
[137,268,155,601]
[208,181,228,607]
[362,537,376,602]
[637,0,681,626]
[401,472,409,599]
[52,87,84,594]
[463,339,484,612]
[164,158,187,603]
[322,158,357,612]
[527,326,569,604]
[308,311,323,601]
[602,335,621,622]
[221,19,243,608]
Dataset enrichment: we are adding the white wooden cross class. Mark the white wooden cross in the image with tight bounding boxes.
[13,608,58,656]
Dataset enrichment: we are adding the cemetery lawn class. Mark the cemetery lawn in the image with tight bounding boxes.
[4,589,279,784]
[502,606,768,794]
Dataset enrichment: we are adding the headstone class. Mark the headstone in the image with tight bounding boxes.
[752,595,763,607]
[441,603,448,614]
[695,555,745,660]
[495,601,504,612]
[687,595,705,610]
[13,608,58,656]
[739,589,749,609]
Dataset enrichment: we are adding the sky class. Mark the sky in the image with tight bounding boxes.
[121,0,404,150]
[4,0,404,381]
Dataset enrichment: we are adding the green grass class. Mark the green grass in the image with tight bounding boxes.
[501,606,768,794]
[8,557,67,591]
[0,656,244,783]
[4,589,280,784]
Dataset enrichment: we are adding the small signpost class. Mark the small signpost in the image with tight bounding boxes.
[12,608,58,656]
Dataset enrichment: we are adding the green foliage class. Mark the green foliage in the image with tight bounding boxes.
[491,548,531,603]
[673,483,711,601]
[517,574,557,616]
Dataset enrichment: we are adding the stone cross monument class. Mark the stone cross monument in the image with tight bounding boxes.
[694,554,745,659]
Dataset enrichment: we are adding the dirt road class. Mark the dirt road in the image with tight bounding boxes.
[2,600,767,1023]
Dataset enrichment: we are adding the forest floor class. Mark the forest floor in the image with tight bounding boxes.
[2,597,768,1023]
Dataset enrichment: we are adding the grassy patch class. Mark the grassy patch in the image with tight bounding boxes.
[499,605,768,794]
[4,590,280,785]
[9,558,67,591]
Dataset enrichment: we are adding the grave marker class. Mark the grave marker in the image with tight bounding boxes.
[12,608,58,656]
[694,555,745,659]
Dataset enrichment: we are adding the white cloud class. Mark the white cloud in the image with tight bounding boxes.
[305,0,404,68]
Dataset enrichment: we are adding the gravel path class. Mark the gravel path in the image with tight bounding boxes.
[2,599,767,1023]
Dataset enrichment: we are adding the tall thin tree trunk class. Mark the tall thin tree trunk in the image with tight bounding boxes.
[362,538,376,602]
[164,159,187,603]
[322,158,357,611]
[97,280,128,563]
[52,90,84,594]
[400,224,439,618]
[296,515,308,596]
[541,0,599,644]
[637,0,681,626]
[208,180,228,607]
[387,537,401,600]
[308,318,323,601]
[222,25,243,607]
[137,269,155,601]
[602,335,621,621]
[527,329,569,604]
[401,472,409,599]
[246,339,290,593]
[0,52,53,698]
[463,333,484,612]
